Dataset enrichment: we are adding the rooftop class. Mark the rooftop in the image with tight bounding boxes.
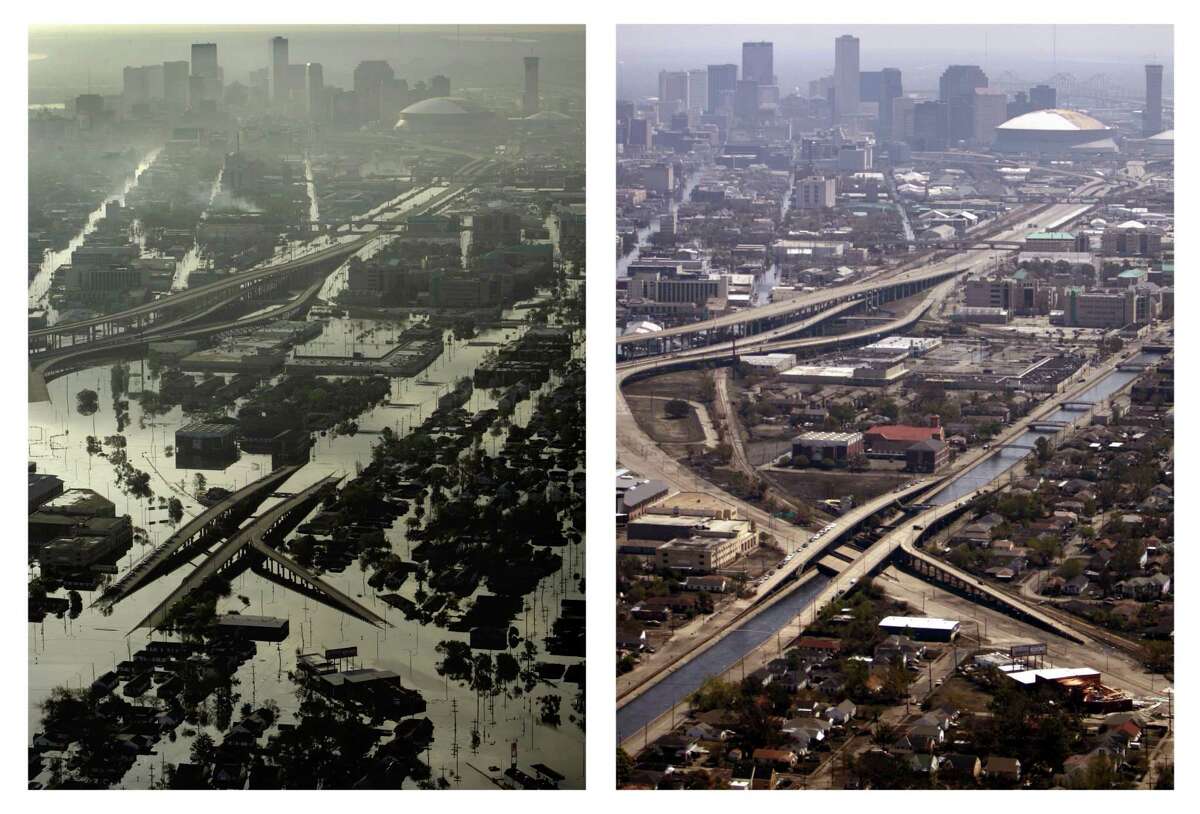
[998,109,1108,132]
[879,616,960,631]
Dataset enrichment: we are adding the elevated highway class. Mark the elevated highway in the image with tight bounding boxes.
[29,279,326,403]
[95,465,303,609]
[30,162,492,356]
[617,196,1097,361]
[133,474,388,632]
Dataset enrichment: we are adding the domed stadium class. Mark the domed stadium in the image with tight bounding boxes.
[992,108,1116,156]
[394,97,493,130]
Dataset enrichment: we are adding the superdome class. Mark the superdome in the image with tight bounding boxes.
[395,97,493,129]
[993,108,1115,156]
[998,109,1108,132]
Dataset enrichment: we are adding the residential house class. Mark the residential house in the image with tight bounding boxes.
[752,748,798,771]
[1063,575,1090,596]
[874,634,926,666]
[984,756,1021,782]
[940,753,982,782]
[825,699,857,726]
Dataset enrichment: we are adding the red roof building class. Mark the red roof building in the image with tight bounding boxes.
[864,418,946,454]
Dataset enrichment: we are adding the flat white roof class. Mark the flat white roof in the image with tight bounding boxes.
[782,365,857,378]
[1006,667,1099,685]
[879,616,961,631]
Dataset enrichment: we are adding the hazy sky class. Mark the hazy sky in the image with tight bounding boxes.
[617,24,1173,98]
[29,25,584,104]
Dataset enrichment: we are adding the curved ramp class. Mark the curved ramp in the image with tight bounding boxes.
[95,465,303,609]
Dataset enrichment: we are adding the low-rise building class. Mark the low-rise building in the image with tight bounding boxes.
[906,438,950,473]
[792,431,864,464]
[654,519,760,572]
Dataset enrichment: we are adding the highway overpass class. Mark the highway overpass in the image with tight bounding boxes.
[29,167,489,356]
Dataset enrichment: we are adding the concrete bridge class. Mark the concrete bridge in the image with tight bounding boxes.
[95,465,304,610]
[616,265,964,360]
[30,279,326,403]
[132,474,389,632]
[1030,421,1071,432]
[30,242,359,354]
[30,168,489,357]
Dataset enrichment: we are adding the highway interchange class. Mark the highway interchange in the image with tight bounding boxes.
[616,168,1172,752]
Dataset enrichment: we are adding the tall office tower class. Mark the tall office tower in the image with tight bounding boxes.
[523,57,540,114]
[628,118,651,151]
[430,74,451,98]
[270,36,289,105]
[306,62,324,120]
[859,70,882,103]
[249,68,270,109]
[190,42,219,103]
[122,66,150,106]
[286,64,306,109]
[912,100,949,150]
[686,69,708,115]
[1144,64,1163,136]
[742,41,774,85]
[354,60,395,123]
[145,65,165,99]
[734,79,759,120]
[891,96,916,142]
[972,88,1009,147]
[833,34,860,124]
[191,43,218,79]
[939,64,988,143]
[1008,90,1030,119]
[877,68,903,139]
[658,70,689,114]
[163,61,189,110]
[1029,83,1056,111]
[706,63,737,114]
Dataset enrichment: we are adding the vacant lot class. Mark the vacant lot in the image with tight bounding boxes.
[764,466,910,504]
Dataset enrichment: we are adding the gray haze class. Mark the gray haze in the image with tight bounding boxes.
[618,24,1173,99]
[30,25,585,104]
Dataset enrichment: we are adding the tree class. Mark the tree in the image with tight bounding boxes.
[76,388,99,417]
[689,676,739,712]
[616,748,634,786]
[870,722,899,750]
[1035,436,1053,464]
[190,731,216,765]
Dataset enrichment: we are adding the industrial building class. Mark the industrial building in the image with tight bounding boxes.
[792,431,864,464]
[176,420,239,469]
[864,420,946,455]
[878,615,961,642]
[653,520,760,573]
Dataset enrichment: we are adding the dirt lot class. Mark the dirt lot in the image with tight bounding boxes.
[764,466,910,504]
[625,370,714,403]
[626,394,706,451]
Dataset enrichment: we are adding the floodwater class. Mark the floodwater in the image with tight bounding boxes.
[171,167,225,292]
[29,299,585,788]
[29,146,163,318]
